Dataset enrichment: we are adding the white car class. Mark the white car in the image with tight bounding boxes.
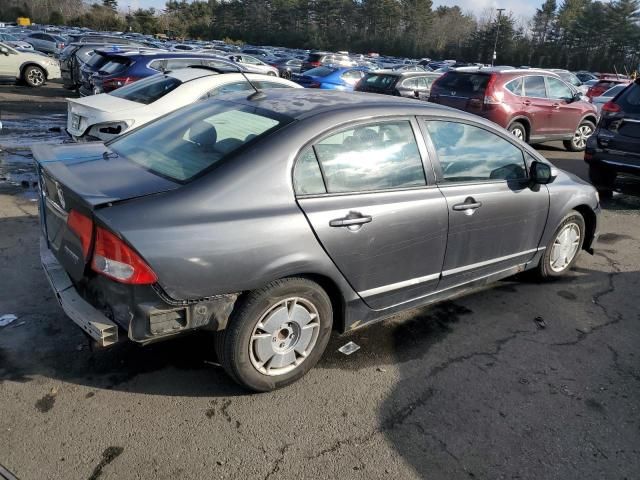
[0,41,61,87]
[66,68,301,142]
[228,54,279,76]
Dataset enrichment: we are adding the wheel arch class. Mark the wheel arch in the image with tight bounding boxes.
[573,204,597,254]
[508,116,531,141]
[580,114,597,128]
[293,273,347,333]
[19,62,48,80]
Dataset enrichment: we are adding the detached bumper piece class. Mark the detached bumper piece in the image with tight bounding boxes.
[40,239,118,347]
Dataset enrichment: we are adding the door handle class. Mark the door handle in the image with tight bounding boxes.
[552,103,560,109]
[329,211,372,227]
[522,100,531,106]
[452,198,482,211]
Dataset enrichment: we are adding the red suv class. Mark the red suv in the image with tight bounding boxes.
[429,69,598,151]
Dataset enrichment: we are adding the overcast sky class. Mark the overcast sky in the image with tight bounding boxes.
[126,0,538,19]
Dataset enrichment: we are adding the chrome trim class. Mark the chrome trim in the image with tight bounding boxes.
[45,197,68,219]
[602,159,640,168]
[623,118,640,124]
[359,272,440,298]
[441,248,539,277]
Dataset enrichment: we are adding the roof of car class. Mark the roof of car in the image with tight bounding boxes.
[222,89,453,120]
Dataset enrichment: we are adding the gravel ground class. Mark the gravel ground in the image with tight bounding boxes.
[0,83,639,480]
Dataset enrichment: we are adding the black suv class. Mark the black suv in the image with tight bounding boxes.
[585,79,640,197]
[355,70,441,100]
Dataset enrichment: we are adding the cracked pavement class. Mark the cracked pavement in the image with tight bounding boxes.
[1,83,639,479]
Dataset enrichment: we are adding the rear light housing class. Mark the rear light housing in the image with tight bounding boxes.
[103,76,138,91]
[67,210,93,258]
[483,74,503,105]
[91,226,157,285]
[601,101,621,113]
[309,61,321,67]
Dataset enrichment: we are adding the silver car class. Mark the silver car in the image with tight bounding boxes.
[24,32,66,55]
[228,54,279,76]
[591,84,628,117]
[35,90,599,391]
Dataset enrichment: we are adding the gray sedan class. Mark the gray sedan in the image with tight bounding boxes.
[592,84,628,117]
[34,90,600,391]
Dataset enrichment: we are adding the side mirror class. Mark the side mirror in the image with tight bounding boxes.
[530,160,556,184]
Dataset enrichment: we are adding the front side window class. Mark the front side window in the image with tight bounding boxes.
[109,74,182,104]
[108,102,290,182]
[426,121,526,183]
[546,76,572,100]
[524,76,547,98]
[312,121,426,193]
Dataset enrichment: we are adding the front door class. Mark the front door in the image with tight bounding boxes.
[294,119,449,310]
[0,44,21,77]
[422,118,550,289]
[523,75,555,137]
[545,75,583,135]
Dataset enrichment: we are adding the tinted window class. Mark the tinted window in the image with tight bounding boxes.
[402,78,418,89]
[109,75,182,104]
[546,77,572,100]
[426,121,526,182]
[505,77,524,95]
[361,73,397,89]
[304,66,336,77]
[86,52,109,68]
[437,72,490,94]
[293,149,326,195]
[99,58,130,74]
[524,76,547,98]
[313,121,425,193]
[109,103,289,182]
[617,82,640,113]
[166,58,203,70]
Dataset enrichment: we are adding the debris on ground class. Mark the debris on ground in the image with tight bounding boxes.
[534,316,547,329]
[0,314,18,327]
[338,341,360,355]
[376,367,387,373]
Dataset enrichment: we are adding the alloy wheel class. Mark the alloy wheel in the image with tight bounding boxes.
[511,127,524,140]
[249,297,321,376]
[572,124,593,150]
[27,68,44,86]
[549,222,581,272]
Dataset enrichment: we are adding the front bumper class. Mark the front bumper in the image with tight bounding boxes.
[40,238,119,346]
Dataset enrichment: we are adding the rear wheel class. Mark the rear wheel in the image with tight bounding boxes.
[536,212,585,279]
[508,122,527,142]
[564,120,594,152]
[215,277,333,391]
[589,164,616,199]
[23,65,45,87]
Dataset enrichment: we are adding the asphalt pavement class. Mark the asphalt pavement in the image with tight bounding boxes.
[0,83,639,480]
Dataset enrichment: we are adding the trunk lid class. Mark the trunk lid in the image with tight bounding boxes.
[429,71,490,112]
[67,95,139,136]
[34,142,179,280]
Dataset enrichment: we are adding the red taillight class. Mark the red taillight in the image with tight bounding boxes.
[103,76,137,90]
[483,74,503,105]
[309,81,321,88]
[67,210,93,258]
[601,101,621,113]
[91,227,157,285]
[309,61,321,67]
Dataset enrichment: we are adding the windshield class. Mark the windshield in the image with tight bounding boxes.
[304,66,336,77]
[110,74,182,105]
[108,101,291,182]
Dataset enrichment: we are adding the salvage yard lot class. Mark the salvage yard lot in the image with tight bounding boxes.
[1,83,639,480]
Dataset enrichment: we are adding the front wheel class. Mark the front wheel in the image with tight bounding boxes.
[23,65,46,87]
[564,120,595,152]
[536,212,585,279]
[215,277,333,391]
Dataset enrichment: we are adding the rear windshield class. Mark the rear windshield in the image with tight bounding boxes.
[436,72,491,95]
[361,73,397,89]
[108,101,291,182]
[616,82,640,113]
[109,74,182,105]
[304,66,336,77]
[86,52,111,68]
[99,57,131,74]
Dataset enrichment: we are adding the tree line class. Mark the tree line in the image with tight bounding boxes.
[1,0,639,72]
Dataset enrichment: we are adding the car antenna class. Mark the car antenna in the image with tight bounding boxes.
[232,62,266,100]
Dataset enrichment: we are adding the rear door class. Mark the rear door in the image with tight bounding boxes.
[523,75,555,136]
[421,118,549,289]
[294,118,449,310]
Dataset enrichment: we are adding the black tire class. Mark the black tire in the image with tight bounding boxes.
[536,212,586,279]
[508,121,527,142]
[23,65,46,87]
[588,164,616,199]
[564,119,595,152]
[215,277,333,392]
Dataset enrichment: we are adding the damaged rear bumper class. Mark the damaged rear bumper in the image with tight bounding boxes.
[41,238,119,347]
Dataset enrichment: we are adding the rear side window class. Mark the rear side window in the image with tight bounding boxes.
[109,75,182,104]
[293,149,326,195]
[505,77,523,95]
[524,76,547,98]
[166,58,203,70]
[109,102,289,182]
[436,73,490,94]
[311,121,426,193]
[426,121,526,182]
[86,52,109,68]
[616,82,640,113]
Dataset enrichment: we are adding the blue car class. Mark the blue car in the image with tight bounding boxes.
[292,66,370,91]
[87,51,244,95]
